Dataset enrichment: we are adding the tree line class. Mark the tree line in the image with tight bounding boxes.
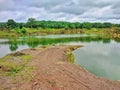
[0,18,120,30]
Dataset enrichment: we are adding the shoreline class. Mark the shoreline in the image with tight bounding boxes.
[0,45,120,90]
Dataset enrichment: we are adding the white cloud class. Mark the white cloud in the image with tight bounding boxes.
[0,0,120,23]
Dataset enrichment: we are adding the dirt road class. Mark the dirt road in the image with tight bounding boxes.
[0,45,120,90]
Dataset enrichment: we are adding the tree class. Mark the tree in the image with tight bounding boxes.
[74,22,81,29]
[21,28,26,34]
[69,23,75,29]
[82,22,92,29]
[18,23,24,29]
[103,22,112,28]
[7,19,16,29]
[0,23,7,30]
[27,18,36,28]
[92,23,104,28]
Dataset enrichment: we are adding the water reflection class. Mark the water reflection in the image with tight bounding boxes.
[0,35,112,50]
[73,41,120,80]
[0,34,119,58]
[9,39,18,51]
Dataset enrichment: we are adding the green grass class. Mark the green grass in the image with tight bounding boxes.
[21,55,32,60]
[0,54,32,77]
[65,48,75,63]
[0,31,17,38]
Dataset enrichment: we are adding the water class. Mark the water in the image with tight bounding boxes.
[20,34,95,39]
[0,34,120,80]
[0,34,98,58]
[73,41,120,80]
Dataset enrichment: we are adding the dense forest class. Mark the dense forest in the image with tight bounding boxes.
[0,18,120,31]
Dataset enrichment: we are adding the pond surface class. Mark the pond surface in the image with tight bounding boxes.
[0,34,96,58]
[0,34,120,80]
[73,41,120,80]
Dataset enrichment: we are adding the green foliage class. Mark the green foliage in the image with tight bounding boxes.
[26,18,37,28]
[8,64,25,75]
[65,49,75,63]
[0,18,120,32]
[21,28,27,34]
[0,22,7,30]
[22,55,32,60]
[103,22,112,28]
[7,35,111,50]
[0,54,32,76]
[9,39,18,51]
[82,22,92,29]
[92,23,104,28]
[7,19,17,29]
[18,23,25,29]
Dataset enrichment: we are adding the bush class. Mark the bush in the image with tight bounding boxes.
[21,29,26,34]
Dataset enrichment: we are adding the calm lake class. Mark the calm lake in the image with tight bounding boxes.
[0,34,120,80]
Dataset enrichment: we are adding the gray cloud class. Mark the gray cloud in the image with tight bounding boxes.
[0,0,120,23]
[0,0,14,11]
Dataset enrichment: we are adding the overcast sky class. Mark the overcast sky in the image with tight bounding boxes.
[0,0,120,23]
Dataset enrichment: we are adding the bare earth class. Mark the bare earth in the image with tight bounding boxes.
[0,45,120,90]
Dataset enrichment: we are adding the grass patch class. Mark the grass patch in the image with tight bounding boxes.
[21,55,32,60]
[0,53,32,77]
[65,48,75,63]
[4,63,26,76]
[65,46,82,63]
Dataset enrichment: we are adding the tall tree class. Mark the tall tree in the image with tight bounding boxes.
[27,18,36,28]
[7,19,16,29]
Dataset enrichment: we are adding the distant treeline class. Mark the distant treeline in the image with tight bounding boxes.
[0,18,120,30]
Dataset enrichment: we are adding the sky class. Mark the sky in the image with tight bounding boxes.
[0,0,120,23]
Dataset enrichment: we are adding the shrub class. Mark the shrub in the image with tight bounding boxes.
[21,28,26,34]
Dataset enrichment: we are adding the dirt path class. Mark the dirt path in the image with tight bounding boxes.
[0,45,120,90]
